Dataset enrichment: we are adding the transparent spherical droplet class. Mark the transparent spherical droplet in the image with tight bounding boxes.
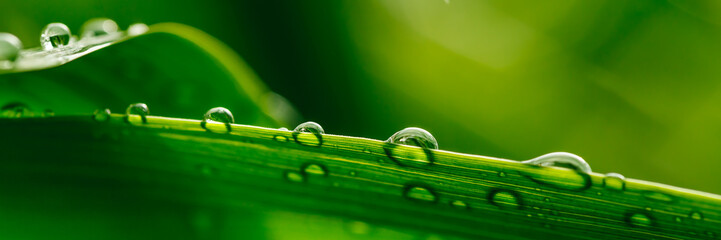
[0,33,22,62]
[40,23,71,50]
[127,23,149,36]
[81,18,119,38]
[489,190,521,209]
[125,103,148,124]
[498,171,507,177]
[1,102,30,118]
[603,172,625,191]
[201,107,234,133]
[292,121,324,146]
[522,152,591,173]
[93,108,112,122]
[285,171,305,183]
[404,186,437,202]
[627,213,652,227]
[386,127,438,149]
[302,163,327,176]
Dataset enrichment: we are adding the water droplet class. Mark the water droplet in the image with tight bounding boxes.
[81,18,118,38]
[543,197,551,202]
[302,164,327,176]
[349,171,357,176]
[596,192,603,196]
[278,127,289,131]
[498,172,507,177]
[93,108,112,122]
[404,185,437,203]
[689,211,703,220]
[40,23,71,50]
[200,107,234,132]
[603,172,625,191]
[285,171,305,183]
[386,127,438,149]
[451,200,468,209]
[292,121,324,147]
[1,102,30,118]
[384,127,437,166]
[674,217,682,223]
[522,152,591,173]
[125,103,148,124]
[127,23,149,36]
[0,33,22,62]
[488,189,521,209]
[273,135,289,142]
[627,213,652,227]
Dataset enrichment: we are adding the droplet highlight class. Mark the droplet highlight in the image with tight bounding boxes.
[81,18,119,38]
[0,32,22,62]
[125,103,148,124]
[404,185,437,203]
[627,213,652,227]
[40,23,71,50]
[603,172,625,191]
[488,190,521,209]
[386,127,438,149]
[201,107,234,132]
[451,200,468,209]
[93,108,112,122]
[302,164,327,176]
[522,152,591,173]
[285,171,305,183]
[292,121,324,147]
[127,23,149,36]
[689,211,703,220]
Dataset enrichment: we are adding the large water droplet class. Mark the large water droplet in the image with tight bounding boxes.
[627,213,652,227]
[292,121,324,147]
[127,23,149,36]
[81,18,119,38]
[201,107,234,132]
[93,108,112,122]
[302,163,328,176]
[603,172,625,191]
[285,171,305,183]
[40,23,71,50]
[522,152,591,173]
[404,185,437,203]
[1,102,30,118]
[0,33,22,62]
[386,127,438,149]
[488,189,521,209]
[125,103,148,124]
[384,127,438,166]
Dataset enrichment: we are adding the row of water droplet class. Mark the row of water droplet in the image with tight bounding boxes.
[0,18,148,68]
[8,101,714,237]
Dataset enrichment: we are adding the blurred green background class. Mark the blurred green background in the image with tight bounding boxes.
[1,0,720,194]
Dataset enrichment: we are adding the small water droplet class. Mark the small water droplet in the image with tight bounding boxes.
[543,197,551,202]
[81,18,119,38]
[273,135,289,142]
[302,164,327,176]
[627,213,652,227]
[40,23,71,50]
[201,107,234,132]
[285,171,305,183]
[125,103,148,124]
[349,171,357,176]
[488,189,521,209]
[596,192,603,196]
[0,33,22,62]
[674,216,682,223]
[451,200,468,209]
[93,108,112,122]
[278,127,289,131]
[642,191,675,202]
[522,152,591,173]
[292,121,324,147]
[498,172,507,177]
[1,102,30,118]
[644,207,652,211]
[127,23,149,36]
[404,185,437,203]
[689,211,703,220]
[603,172,625,191]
